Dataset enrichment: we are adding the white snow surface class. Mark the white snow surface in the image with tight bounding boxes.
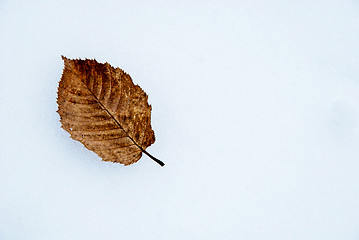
[1,0,359,239]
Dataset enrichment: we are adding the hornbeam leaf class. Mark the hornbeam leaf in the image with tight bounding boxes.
[57,56,164,166]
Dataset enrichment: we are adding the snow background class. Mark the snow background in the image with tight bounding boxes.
[1,0,359,239]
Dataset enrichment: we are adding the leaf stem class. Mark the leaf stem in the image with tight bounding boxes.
[140,148,165,167]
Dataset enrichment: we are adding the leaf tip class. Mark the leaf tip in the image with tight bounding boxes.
[61,55,74,69]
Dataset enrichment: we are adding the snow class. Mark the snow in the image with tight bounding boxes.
[1,0,359,239]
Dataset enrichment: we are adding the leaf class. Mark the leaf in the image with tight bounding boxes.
[57,56,164,166]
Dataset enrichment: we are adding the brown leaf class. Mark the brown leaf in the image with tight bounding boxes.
[57,56,164,166]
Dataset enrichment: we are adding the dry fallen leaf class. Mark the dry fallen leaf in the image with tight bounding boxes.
[57,56,164,166]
